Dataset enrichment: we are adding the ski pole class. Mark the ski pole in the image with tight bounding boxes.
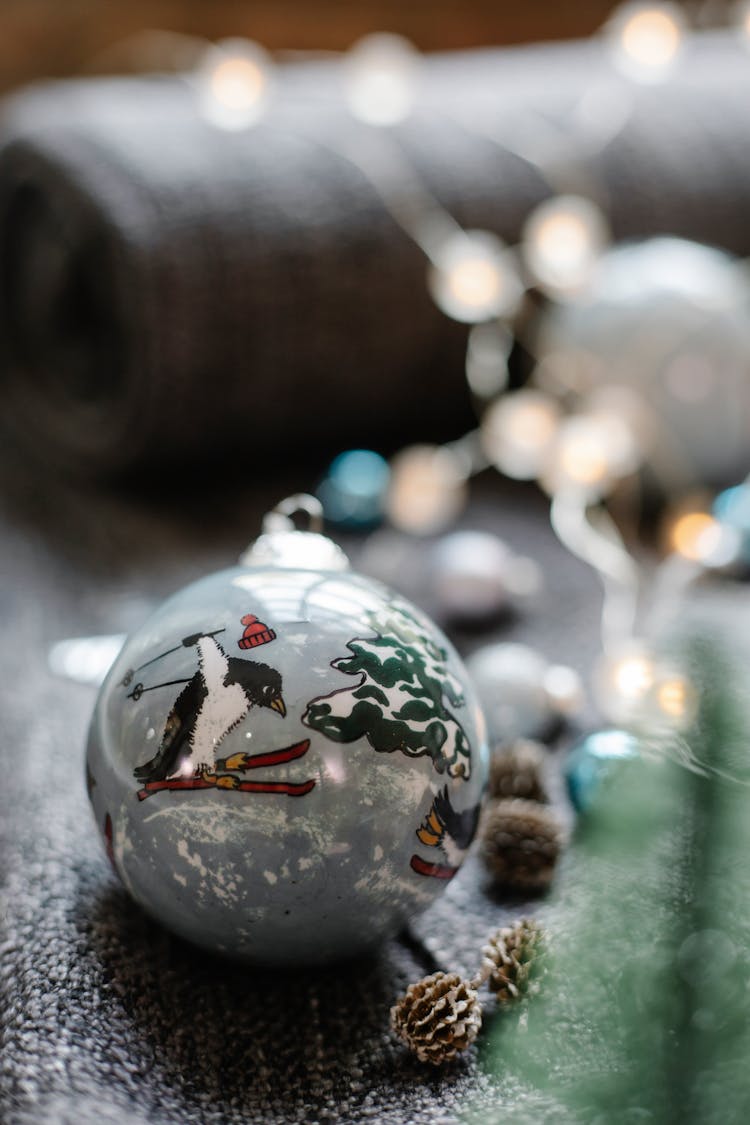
[127,678,191,702]
[120,628,226,688]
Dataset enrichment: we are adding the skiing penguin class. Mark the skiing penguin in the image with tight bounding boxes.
[412,786,482,878]
[133,615,286,785]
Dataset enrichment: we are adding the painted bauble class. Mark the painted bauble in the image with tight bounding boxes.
[536,238,750,486]
[86,512,488,965]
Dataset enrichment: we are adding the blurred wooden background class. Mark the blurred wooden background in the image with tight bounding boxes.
[0,0,626,93]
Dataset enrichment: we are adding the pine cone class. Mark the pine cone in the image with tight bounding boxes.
[488,740,548,803]
[390,971,482,1065]
[479,918,544,1004]
[480,798,562,891]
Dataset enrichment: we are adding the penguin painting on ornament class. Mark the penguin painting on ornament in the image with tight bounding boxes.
[85,498,489,963]
[411,786,483,880]
[128,614,315,801]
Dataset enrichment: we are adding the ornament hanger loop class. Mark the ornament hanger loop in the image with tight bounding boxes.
[242,493,349,571]
[262,493,324,535]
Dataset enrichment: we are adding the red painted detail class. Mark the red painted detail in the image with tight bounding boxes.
[234,739,310,770]
[409,854,458,880]
[238,614,276,649]
[137,777,316,802]
[104,813,117,872]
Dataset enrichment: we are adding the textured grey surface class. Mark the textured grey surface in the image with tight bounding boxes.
[0,464,602,1125]
[2,32,750,475]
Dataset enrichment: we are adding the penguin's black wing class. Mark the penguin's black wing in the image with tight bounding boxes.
[133,672,208,782]
[433,786,481,850]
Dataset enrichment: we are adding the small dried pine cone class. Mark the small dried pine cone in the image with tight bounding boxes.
[478,918,544,1004]
[481,798,563,891]
[488,739,548,804]
[390,971,482,1065]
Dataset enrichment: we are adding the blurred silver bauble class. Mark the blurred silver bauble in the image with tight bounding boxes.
[535,237,750,487]
[428,531,542,624]
[465,642,582,743]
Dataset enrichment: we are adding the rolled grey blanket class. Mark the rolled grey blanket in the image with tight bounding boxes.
[1,31,750,478]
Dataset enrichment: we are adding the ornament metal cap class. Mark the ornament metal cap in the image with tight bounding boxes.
[240,494,350,572]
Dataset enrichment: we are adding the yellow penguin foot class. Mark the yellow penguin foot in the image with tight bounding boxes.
[194,763,216,782]
[216,774,240,790]
[217,752,251,772]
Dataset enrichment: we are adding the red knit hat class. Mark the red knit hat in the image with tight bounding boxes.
[238,613,276,649]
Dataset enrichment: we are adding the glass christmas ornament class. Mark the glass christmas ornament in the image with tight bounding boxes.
[564,729,640,813]
[536,238,750,487]
[195,39,273,130]
[86,497,488,965]
[465,642,582,743]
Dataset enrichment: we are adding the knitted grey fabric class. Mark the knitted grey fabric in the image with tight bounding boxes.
[1,31,750,476]
[0,463,600,1125]
[5,459,750,1122]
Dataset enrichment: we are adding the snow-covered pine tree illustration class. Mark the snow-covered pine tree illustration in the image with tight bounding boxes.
[302,602,472,778]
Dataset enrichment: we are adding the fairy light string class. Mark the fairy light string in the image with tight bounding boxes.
[188,5,750,741]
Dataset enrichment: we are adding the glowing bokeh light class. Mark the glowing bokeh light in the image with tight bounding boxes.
[522,195,609,295]
[343,33,419,126]
[544,412,640,497]
[387,444,468,534]
[428,231,524,324]
[656,675,692,721]
[481,390,562,480]
[606,2,686,83]
[196,39,273,129]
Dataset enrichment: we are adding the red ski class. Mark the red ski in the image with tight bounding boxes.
[136,739,314,802]
[410,854,458,880]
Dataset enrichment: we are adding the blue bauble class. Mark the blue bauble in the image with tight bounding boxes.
[564,729,640,813]
[713,484,750,564]
[317,449,390,529]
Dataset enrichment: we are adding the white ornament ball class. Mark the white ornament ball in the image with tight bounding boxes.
[428,531,542,623]
[466,642,582,743]
[536,238,750,486]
